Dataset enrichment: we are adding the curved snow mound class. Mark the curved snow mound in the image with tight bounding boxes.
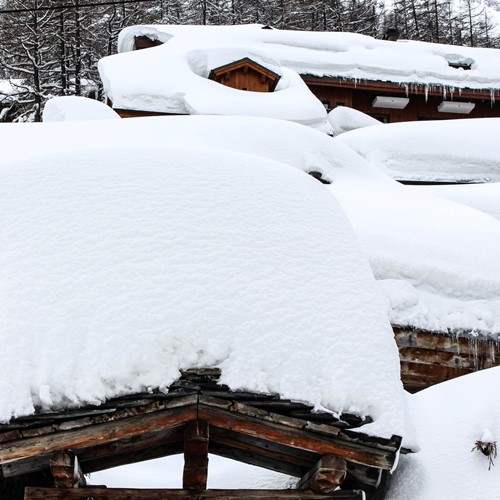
[43,96,121,122]
[328,106,381,137]
[335,117,500,183]
[99,30,327,129]
[386,366,500,500]
[0,143,404,439]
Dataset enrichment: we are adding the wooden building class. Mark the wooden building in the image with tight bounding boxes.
[0,370,403,500]
[208,58,281,93]
[302,76,500,122]
[395,327,500,392]
[110,26,500,124]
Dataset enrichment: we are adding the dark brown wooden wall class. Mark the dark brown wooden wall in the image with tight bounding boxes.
[305,79,500,122]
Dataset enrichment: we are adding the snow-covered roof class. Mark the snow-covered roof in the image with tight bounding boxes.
[116,24,500,93]
[43,96,121,122]
[334,117,500,183]
[98,29,327,129]
[7,110,500,338]
[0,116,405,441]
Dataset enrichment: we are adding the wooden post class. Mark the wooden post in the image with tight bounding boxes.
[50,450,86,488]
[296,455,347,494]
[182,420,209,490]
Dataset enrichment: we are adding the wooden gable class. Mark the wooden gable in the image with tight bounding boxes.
[0,369,402,500]
[134,36,164,50]
[209,58,281,93]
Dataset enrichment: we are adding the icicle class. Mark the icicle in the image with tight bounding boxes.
[489,340,496,364]
[424,85,429,102]
[469,332,479,371]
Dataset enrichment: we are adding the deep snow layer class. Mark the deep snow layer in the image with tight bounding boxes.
[43,96,121,122]
[98,29,327,129]
[0,138,405,440]
[4,113,500,337]
[334,117,500,183]
[386,367,500,500]
[117,24,500,92]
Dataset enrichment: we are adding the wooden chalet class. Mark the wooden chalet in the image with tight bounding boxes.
[208,58,281,93]
[127,32,500,123]
[0,369,403,500]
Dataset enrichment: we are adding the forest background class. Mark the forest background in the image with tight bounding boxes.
[0,0,498,121]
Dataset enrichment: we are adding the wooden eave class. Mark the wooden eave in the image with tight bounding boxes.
[209,57,281,91]
[301,75,499,100]
[0,370,401,495]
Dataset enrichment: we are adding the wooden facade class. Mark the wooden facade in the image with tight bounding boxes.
[0,370,402,500]
[124,35,500,123]
[303,76,500,122]
[395,327,500,392]
[208,58,281,93]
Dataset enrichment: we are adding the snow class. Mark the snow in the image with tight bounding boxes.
[410,182,500,221]
[43,96,121,122]
[0,79,24,102]
[328,105,382,137]
[91,454,295,490]
[1,113,500,340]
[334,117,500,183]
[0,118,405,443]
[117,24,500,92]
[386,367,500,500]
[329,176,500,335]
[98,34,327,130]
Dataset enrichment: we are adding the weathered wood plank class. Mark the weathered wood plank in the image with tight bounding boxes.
[400,361,470,383]
[24,487,365,499]
[201,397,343,438]
[209,442,308,477]
[394,328,500,366]
[50,451,86,488]
[183,421,209,490]
[0,395,198,439]
[79,428,184,474]
[199,405,396,470]
[398,347,475,369]
[0,406,197,469]
[2,425,186,478]
[296,456,347,494]
[209,426,317,477]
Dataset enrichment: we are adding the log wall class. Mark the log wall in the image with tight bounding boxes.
[394,328,500,392]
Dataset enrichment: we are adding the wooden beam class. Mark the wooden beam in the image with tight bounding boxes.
[199,403,397,470]
[24,487,365,499]
[296,456,347,494]
[79,429,184,474]
[0,405,197,477]
[50,451,86,488]
[209,425,317,476]
[182,420,209,490]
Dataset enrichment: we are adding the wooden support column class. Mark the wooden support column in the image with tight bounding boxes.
[296,455,347,494]
[182,420,209,490]
[50,451,86,488]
